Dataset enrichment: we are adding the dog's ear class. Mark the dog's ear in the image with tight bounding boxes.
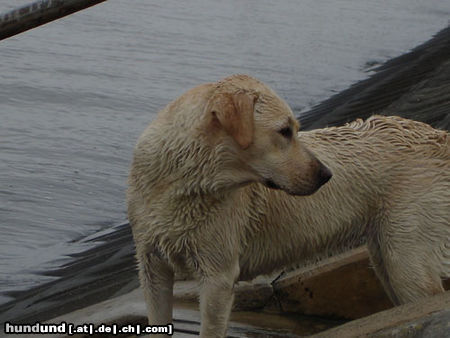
[208,91,257,149]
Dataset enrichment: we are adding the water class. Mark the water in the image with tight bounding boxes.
[0,0,449,304]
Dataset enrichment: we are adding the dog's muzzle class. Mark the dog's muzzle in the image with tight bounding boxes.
[263,163,332,195]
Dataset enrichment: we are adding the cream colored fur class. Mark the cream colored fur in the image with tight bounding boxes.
[127,75,449,338]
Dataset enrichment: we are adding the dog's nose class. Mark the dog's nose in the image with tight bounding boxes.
[317,164,332,186]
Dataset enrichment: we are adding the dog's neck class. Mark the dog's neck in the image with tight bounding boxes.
[136,132,255,196]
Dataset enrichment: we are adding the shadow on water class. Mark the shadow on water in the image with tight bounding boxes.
[1,25,450,326]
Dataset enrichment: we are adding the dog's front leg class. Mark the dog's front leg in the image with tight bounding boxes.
[199,263,239,338]
[137,249,174,333]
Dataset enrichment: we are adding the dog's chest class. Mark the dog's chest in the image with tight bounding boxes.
[150,192,249,272]
[165,194,224,226]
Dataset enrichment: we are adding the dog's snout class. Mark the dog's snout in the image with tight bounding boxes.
[317,164,332,186]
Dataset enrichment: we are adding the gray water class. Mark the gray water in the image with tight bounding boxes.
[0,0,449,304]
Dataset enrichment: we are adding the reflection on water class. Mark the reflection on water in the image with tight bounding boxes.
[0,0,448,303]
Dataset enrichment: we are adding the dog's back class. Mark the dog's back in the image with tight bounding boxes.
[240,116,449,303]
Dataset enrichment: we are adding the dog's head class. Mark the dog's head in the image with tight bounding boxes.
[201,74,332,196]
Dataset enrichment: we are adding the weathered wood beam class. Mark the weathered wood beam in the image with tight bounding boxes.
[0,0,107,41]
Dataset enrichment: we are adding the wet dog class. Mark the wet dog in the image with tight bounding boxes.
[128,74,449,337]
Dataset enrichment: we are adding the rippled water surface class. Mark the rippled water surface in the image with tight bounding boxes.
[0,0,449,303]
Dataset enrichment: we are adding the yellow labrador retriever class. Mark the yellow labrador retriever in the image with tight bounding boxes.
[128,74,449,337]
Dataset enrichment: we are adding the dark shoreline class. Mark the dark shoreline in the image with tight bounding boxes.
[1,25,450,325]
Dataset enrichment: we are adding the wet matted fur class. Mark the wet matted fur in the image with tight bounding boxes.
[127,74,449,338]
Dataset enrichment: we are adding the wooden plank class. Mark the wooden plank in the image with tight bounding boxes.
[269,246,394,319]
[0,0,107,41]
[269,246,449,320]
[313,291,450,337]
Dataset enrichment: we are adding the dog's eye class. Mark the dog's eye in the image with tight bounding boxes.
[278,127,292,139]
